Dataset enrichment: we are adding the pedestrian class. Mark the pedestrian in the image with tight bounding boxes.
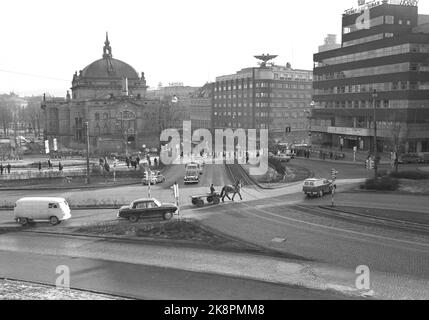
[330,152,333,160]
[148,158,152,167]
[0,163,3,175]
[59,162,63,171]
[48,159,52,170]
[38,161,42,171]
[154,157,158,167]
[7,163,11,174]
[126,157,130,168]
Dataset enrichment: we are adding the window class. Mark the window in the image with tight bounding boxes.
[385,16,394,24]
[49,203,58,209]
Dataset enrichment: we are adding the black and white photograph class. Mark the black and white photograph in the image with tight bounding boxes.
[0,0,428,307]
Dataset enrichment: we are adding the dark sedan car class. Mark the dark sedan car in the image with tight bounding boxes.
[117,198,177,222]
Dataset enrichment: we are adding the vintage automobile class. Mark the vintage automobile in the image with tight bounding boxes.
[398,153,423,164]
[275,153,292,162]
[142,171,166,185]
[117,198,177,222]
[303,178,334,198]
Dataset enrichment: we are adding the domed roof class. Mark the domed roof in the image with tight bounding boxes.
[81,58,139,79]
[80,33,139,79]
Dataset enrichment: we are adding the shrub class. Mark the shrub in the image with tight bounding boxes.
[389,170,429,180]
[360,176,399,191]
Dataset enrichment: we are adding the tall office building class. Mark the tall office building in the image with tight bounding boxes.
[213,55,313,144]
[312,0,429,153]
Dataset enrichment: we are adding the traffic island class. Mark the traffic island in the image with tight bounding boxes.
[71,219,261,252]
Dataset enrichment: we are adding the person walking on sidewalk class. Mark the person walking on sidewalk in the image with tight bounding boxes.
[0,163,3,175]
[7,163,11,174]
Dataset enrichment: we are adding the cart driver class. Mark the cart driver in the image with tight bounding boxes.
[210,184,216,195]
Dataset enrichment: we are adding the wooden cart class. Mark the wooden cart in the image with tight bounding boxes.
[191,193,221,207]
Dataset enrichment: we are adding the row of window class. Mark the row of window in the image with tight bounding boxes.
[316,99,429,109]
[213,122,269,129]
[316,43,429,67]
[314,81,429,95]
[314,62,429,81]
[213,111,307,118]
[214,92,312,100]
[214,101,309,108]
[214,82,312,92]
[343,33,385,47]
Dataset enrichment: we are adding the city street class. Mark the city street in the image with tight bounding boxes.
[1,159,428,299]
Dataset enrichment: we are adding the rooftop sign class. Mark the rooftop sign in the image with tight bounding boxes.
[344,0,418,16]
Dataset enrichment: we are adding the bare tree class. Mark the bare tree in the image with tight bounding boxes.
[389,122,408,173]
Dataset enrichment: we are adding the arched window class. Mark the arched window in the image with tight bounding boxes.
[95,113,100,121]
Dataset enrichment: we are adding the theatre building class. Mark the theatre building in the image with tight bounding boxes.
[312,0,429,153]
[42,34,164,152]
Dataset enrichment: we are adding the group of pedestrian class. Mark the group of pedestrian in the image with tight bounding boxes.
[125,156,139,170]
[293,149,310,158]
[38,159,63,172]
[0,163,12,175]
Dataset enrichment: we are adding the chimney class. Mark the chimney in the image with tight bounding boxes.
[122,78,129,96]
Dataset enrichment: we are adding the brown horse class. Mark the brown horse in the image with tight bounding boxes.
[220,180,242,203]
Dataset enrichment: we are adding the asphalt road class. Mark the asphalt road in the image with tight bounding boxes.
[0,249,346,300]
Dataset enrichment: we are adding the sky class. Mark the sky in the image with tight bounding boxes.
[1,0,429,97]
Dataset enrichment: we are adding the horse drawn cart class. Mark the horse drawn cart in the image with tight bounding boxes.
[191,193,221,207]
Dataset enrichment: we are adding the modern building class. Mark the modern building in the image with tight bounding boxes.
[212,55,313,144]
[42,34,164,152]
[312,0,429,153]
[190,83,213,132]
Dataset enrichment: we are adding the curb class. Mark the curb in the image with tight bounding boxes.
[0,181,142,191]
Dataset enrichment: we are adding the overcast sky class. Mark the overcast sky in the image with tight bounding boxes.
[1,0,429,97]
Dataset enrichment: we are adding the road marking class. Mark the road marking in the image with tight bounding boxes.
[271,238,287,243]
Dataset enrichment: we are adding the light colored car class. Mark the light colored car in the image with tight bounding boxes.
[276,153,292,162]
[302,178,334,198]
[14,197,71,226]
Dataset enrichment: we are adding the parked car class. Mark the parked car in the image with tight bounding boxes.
[276,153,292,162]
[303,178,334,198]
[14,197,71,226]
[117,198,177,222]
[398,153,423,164]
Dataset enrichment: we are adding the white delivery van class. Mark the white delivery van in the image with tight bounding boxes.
[14,197,71,226]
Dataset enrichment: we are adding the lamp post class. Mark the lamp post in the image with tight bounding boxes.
[85,121,90,184]
[372,89,378,179]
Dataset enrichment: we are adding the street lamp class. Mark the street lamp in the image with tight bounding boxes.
[85,121,90,184]
[372,89,378,179]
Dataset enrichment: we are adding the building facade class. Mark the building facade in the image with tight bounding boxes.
[212,56,313,144]
[43,35,164,152]
[312,1,429,153]
[146,84,198,132]
[190,83,213,132]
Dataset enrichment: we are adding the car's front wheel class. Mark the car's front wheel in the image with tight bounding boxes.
[18,217,28,226]
[163,212,173,221]
[129,215,139,223]
[49,216,59,225]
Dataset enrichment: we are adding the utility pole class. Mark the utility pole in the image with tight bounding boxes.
[85,121,90,184]
[372,90,378,179]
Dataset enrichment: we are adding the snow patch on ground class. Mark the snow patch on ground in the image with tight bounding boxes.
[0,279,126,300]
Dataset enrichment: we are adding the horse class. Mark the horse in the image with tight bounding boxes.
[220,181,242,203]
